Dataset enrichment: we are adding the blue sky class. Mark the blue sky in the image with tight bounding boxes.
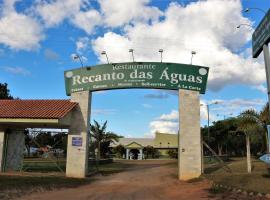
[0,0,269,137]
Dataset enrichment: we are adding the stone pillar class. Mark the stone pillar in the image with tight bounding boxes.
[126,149,130,160]
[139,149,143,160]
[178,89,202,180]
[0,130,6,172]
[5,129,25,171]
[66,91,91,178]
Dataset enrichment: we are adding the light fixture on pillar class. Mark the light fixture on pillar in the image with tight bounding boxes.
[159,49,163,63]
[236,23,253,29]
[200,101,219,140]
[72,54,84,68]
[101,51,110,64]
[129,49,135,62]
[244,7,266,14]
[191,51,196,65]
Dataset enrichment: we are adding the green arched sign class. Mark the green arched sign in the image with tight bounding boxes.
[64,62,209,95]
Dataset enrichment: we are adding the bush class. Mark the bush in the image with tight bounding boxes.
[167,149,178,159]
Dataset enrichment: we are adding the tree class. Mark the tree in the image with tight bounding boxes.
[236,109,264,173]
[0,83,13,99]
[89,120,120,160]
[143,146,160,159]
[113,145,125,158]
[257,103,270,152]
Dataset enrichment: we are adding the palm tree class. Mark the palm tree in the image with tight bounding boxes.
[89,120,120,161]
[258,103,270,152]
[236,109,264,173]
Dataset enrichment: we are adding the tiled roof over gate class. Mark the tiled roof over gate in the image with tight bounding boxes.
[0,100,77,119]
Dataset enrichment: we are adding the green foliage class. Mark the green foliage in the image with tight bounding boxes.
[203,103,270,157]
[167,149,178,159]
[89,120,121,159]
[143,146,160,159]
[113,145,125,158]
[0,83,14,99]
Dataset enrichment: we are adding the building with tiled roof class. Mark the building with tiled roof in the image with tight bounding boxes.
[111,132,178,160]
[0,99,78,128]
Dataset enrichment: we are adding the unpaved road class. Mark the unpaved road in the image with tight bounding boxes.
[18,160,216,200]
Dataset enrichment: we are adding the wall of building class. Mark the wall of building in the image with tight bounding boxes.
[0,130,5,172]
[5,129,25,171]
[154,133,178,148]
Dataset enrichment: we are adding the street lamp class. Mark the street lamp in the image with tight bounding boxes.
[101,51,109,64]
[236,23,253,29]
[72,54,84,68]
[129,49,135,62]
[200,101,219,140]
[159,49,163,63]
[244,7,266,14]
[191,51,196,65]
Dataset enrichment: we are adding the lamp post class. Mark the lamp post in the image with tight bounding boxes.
[129,49,135,62]
[101,51,109,64]
[191,51,196,65]
[236,23,253,29]
[200,101,219,140]
[244,8,270,154]
[72,54,84,68]
[244,7,266,15]
[159,49,163,63]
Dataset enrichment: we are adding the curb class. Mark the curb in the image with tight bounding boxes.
[211,183,270,199]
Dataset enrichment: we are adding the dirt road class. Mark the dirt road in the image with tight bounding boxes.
[17,160,218,200]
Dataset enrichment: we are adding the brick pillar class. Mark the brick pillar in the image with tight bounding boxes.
[66,91,91,178]
[0,130,5,172]
[178,89,202,180]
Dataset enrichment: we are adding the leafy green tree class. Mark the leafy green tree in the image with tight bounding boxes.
[143,146,159,159]
[112,144,125,158]
[0,83,13,99]
[89,120,120,160]
[167,149,178,159]
[236,109,264,173]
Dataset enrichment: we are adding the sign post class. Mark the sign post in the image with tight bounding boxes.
[253,10,270,154]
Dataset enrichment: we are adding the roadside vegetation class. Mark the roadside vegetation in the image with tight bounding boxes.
[204,157,270,194]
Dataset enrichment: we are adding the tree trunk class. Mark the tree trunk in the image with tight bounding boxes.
[218,144,223,156]
[97,141,101,161]
[246,134,252,173]
[265,131,269,153]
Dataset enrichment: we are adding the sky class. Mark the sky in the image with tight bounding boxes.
[0,0,269,138]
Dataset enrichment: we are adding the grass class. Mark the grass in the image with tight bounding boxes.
[204,157,270,194]
[0,175,94,200]
[0,160,132,199]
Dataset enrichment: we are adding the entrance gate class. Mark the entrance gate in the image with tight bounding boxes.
[65,62,209,180]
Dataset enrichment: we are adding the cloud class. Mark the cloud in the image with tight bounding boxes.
[98,0,162,27]
[92,0,265,92]
[159,110,178,121]
[35,0,101,34]
[2,66,31,76]
[253,84,267,94]
[44,49,59,61]
[146,110,178,137]
[70,9,101,34]
[0,1,44,50]
[144,92,169,99]
[76,37,90,54]
[92,109,116,115]
[201,98,266,122]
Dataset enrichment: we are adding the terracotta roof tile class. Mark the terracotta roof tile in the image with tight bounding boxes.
[0,100,77,119]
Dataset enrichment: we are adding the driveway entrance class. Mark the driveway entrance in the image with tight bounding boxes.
[19,160,214,200]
